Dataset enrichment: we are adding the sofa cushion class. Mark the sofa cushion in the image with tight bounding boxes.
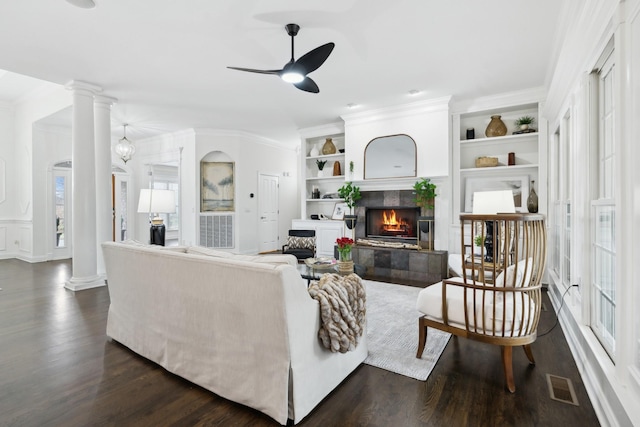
[250,254,298,267]
[187,246,234,258]
[159,245,188,253]
[493,257,533,287]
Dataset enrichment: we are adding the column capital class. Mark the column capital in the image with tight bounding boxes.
[64,80,102,94]
[94,94,118,106]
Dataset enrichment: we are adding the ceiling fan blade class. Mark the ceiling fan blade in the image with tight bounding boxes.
[227,66,282,75]
[294,77,320,93]
[295,42,335,75]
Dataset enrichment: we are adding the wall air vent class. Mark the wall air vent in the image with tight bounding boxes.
[200,214,234,248]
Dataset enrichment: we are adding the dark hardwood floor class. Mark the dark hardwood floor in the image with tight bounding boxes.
[0,259,600,426]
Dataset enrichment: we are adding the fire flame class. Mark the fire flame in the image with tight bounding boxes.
[381,210,408,231]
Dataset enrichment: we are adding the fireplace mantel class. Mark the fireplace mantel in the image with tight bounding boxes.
[348,175,447,191]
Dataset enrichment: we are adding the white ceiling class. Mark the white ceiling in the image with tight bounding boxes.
[0,0,565,146]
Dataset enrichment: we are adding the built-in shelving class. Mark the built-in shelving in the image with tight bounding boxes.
[300,127,346,219]
[452,100,547,217]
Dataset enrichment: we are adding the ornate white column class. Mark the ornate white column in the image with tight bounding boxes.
[94,95,118,277]
[64,80,104,291]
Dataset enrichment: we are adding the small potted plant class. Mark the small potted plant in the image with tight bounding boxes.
[316,159,327,177]
[348,160,354,180]
[337,181,362,230]
[413,178,437,234]
[515,115,535,131]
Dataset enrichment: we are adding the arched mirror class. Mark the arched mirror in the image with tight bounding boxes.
[364,134,417,179]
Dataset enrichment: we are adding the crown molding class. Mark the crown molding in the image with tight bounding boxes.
[341,96,452,125]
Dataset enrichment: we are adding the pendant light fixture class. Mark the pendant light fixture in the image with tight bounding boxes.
[114,124,135,164]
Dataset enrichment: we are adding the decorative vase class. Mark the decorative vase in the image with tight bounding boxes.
[508,152,516,166]
[344,214,358,230]
[338,259,354,275]
[520,124,529,131]
[466,128,475,140]
[527,181,539,213]
[485,115,507,137]
[338,250,352,262]
[317,169,325,177]
[310,143,320,157]
[333,161,342,176]
[322,138,337,155]
[418,215,434,234]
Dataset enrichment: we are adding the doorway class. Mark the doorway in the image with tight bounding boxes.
[258,173,279,253]
[52,166,72,260]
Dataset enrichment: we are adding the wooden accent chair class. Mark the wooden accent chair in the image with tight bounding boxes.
[416,213,546,392]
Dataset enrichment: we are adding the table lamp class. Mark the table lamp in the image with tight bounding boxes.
[137,189,176,245]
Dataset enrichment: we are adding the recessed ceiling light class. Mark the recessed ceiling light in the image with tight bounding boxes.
[408,89,421,96]
[65,0,96,9]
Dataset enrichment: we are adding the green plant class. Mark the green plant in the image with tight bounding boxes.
[316,159,327,170]
[349,160,354,173]
[412,178,437,213]
[515,115,535,126]
[474,235,484,247]
[337,181,362,213]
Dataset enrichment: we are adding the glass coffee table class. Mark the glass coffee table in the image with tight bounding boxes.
[297,258,364,285]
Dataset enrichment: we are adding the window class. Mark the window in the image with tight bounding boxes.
[590,46,616,358]
[150,165,179,232]
[550,113,571,288]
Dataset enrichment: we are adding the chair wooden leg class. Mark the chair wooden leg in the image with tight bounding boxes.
[416,317,428,358]
[523,344,535,365]
[501,346,515,393]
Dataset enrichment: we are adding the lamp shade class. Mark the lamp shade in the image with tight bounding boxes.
[472,190,516,214]
[137,189,176,214]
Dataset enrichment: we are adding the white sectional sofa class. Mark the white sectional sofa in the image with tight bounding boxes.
[102,241,368,425]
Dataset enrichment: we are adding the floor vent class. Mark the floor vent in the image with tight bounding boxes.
[546,374,579,406]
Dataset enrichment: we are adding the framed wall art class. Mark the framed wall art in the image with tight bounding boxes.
[201,161,235,212]
[464,175,529,213]
[331,202,348,220]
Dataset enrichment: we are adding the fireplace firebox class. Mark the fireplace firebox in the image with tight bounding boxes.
[365,207,420,240]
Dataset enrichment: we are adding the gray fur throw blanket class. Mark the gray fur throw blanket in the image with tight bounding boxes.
[308,273,366,353]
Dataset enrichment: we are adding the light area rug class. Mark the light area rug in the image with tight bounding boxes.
[363,279,451,381]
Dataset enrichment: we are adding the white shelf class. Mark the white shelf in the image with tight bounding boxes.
[305,198,344,202]
[459,132,538,145]
[460,164,539,173]
[300,128,347,220]
[451,98,547,229]
[306,175,345,182]
[306,153,344,161]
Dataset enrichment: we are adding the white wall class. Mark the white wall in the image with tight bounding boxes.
[131,129,298,254]
[0,103,14,257]
[341,97,451,181]
[544,1,640,425]
[194,130,298,254]
[1,86,71,261]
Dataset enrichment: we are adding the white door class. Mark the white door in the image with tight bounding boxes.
[258,173,279,253]
[52,168,72,259]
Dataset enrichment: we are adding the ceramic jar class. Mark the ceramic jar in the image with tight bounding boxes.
[322,138,337,155]
[485,115,507,137]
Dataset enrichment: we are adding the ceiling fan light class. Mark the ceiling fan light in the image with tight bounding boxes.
[65,0,96,9]
[281,71,304,84]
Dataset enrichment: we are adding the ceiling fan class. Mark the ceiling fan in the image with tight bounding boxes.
[227,23,335,93]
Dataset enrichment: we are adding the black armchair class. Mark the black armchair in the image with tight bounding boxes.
[282,229,316,260]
